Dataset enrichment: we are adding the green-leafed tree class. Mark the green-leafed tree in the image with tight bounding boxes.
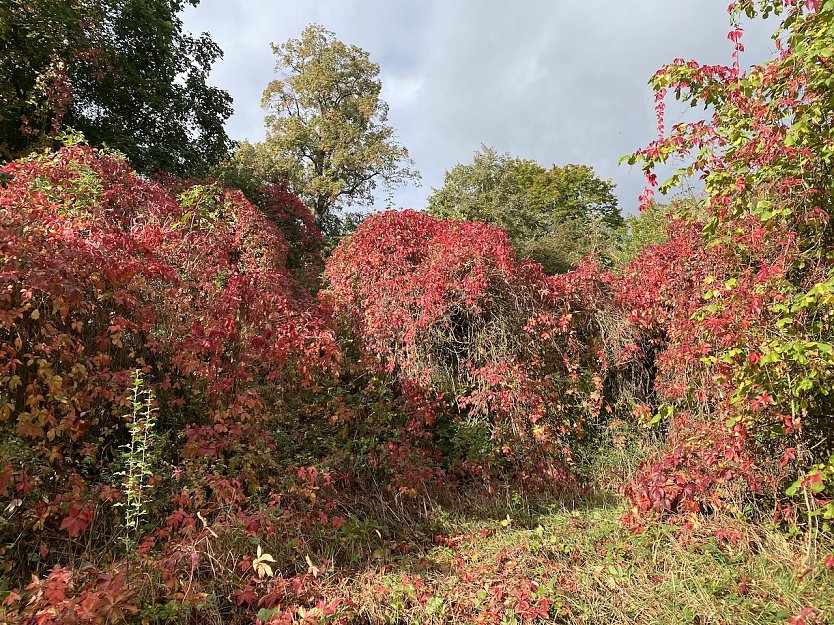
[609,197,706,267]
[1,0,83,160]
[0,0,232,176]
[427,146,623,274]
[258,24,419,232]
[610,202,674,267]
[215,139,285,201]
[428,147,536,243]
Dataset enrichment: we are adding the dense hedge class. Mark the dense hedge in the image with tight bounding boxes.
[325,210,602,476]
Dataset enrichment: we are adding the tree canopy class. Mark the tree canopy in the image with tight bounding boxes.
[427,146,622,273]
[258,24,419,231]
[0,0,233,176]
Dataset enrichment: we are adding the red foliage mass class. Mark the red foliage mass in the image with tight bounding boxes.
[616,0,834,522]
[325,210,599,475]
[0,145,338,547]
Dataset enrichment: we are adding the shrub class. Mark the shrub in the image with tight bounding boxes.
[622,0,834,524]
[324,210,598,476]
[0,145,339,587]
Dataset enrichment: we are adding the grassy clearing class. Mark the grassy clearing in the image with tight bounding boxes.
[289,494,834,625]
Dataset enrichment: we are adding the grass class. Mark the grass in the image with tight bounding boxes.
[291,492,834,625]
[5,477,831,624]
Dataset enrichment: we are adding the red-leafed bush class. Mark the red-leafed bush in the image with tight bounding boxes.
[0,146,339,581]
[619,0,834,524]
[10,565,138,625]
[611,219,720,402]
[623,420,763,522]
[615,214,808,520]
[604,212,798,520]
[259,183,325,285]
[325,210,598,473]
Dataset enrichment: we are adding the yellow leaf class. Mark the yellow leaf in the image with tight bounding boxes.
[253,545,276,578]
[305,554,320,578]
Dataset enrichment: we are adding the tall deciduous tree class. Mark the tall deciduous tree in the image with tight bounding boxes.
[427,146,622,273]
[259,24,419,231]
[0,0,233,176]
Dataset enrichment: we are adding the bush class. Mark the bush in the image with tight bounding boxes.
[621,0,834,525]
[325,210,599,477]
[0,145,339,594]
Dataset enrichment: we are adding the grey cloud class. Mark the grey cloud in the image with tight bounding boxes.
[183,0,780,214]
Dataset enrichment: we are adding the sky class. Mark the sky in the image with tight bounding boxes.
[182,0,779,216]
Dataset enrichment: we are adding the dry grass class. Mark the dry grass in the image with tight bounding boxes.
[313,494,834,625]
[8,487,830,624]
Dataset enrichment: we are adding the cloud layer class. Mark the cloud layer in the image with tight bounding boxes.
[183,0,778,214]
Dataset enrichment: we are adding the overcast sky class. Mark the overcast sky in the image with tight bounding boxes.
[182,1,778,215]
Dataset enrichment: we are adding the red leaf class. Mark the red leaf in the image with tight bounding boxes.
[60,503,94,538]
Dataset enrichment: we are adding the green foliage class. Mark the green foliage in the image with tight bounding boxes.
[177,183,225,224]
[217,140,286,201]
[606,198,704,267]
[257,24,419,231]
[428,147,535,238]
[608,202,672,266]
[522,217,612,274]
[427,146,622,273]
[0,0,233,176]
[436,417,497,467]
[0,0,84,160]
[114,371,158,550]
